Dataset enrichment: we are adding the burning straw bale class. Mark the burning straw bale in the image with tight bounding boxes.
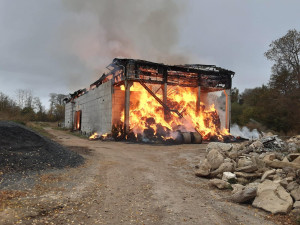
[195,133,300,214]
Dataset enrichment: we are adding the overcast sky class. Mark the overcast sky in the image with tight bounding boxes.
[0,0,299,108]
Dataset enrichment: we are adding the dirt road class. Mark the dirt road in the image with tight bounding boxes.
[0,127,275,225]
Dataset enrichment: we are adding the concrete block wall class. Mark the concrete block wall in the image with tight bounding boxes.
[64,81,113,135]
[64,101,73,129]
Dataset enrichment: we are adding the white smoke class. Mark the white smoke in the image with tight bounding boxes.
[230,124,260,140]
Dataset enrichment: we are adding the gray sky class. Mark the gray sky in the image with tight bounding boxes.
[0,0,299,108]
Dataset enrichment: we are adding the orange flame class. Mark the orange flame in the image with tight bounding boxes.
[89,132,109,140]
[119,83,229,141]
[89,132,99,140]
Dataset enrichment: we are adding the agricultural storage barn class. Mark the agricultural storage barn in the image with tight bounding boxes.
[64,58,234,142]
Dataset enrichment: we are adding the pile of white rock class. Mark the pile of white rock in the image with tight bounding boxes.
[195,134,300,214]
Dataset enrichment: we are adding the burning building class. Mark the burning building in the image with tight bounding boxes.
[64,58,235,143]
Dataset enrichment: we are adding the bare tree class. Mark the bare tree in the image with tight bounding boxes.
[16,89,33,109]
[33,97,44,113]
[49,93,67,107]
[48,93,68,121]
[265,29,300,86]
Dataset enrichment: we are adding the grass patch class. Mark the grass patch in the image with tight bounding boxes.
[69,131,89,139]
[26,122,54,138]
[53,126,69,131]
[12,120,27,126]
[53,126,89,139]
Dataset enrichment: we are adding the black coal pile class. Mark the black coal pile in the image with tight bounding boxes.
[0,121,84,173]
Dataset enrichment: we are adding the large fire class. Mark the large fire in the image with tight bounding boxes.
[119,83,230,142]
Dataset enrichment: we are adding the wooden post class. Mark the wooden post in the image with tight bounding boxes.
[223,89,231,131]
[196,86,201,115]
[162,68,170,121]
[124,80,132,134]
[162,83,169,120]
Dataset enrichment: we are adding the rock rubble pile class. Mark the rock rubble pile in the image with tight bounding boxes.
[195,134,300,214]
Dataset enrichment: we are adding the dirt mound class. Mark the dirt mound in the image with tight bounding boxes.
[0,121,84,173]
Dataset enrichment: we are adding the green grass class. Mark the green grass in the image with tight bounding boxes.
[12,120,27,126]
[26,122,54,138]
[53,126,69,131]
[69,131,89,139]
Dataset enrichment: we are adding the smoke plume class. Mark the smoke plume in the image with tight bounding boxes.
[60,0,191,88]
[230,124,260,140]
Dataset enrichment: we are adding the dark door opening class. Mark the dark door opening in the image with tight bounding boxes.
[74,110,82,130]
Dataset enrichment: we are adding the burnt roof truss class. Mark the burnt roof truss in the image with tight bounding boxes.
[111,58,234,91]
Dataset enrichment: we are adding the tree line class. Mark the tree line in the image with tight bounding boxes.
[231,29,300,135]
[0,89,67,122]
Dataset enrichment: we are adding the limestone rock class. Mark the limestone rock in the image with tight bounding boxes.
[206,142,232,152]
[263,154,276,162]
[287,135,300,145]
[263,132,274,137]
[264,160,300,170]
[252,156,267,171]
[210,162,234,177]
[246,182,260,189]
[232,143,243,151]
[231,187,257,203]
[286,177,294,183]
[195,159,211,177]
[227,150,239,159]
[288,143,299,153]
[249,140,263,149]
[293,201,300,209]
[209,179,230,189]
[237,177,249,185]
[235,172,262,179]
[272,174,282,182]
[287,181,299,192]
[291,208,300,215]
[231,184,244,194]
[224,158,231,163]
[207,149,224,170]
[237,158,252,168]
[279,179,289,189]
[291,186,300,201]
[275,152,284,161]
[293,157,300,164]
[282,157,289,163]
[261,169,276,182]
[222,172,236,182]
[252,180,293,214]
[235,165,258,173]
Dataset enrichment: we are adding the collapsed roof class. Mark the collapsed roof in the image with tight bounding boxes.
[66,58,235,102]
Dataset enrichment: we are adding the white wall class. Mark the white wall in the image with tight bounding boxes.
[64,81,113,135]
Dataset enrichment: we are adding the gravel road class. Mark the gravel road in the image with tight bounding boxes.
[0,127,275,225]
